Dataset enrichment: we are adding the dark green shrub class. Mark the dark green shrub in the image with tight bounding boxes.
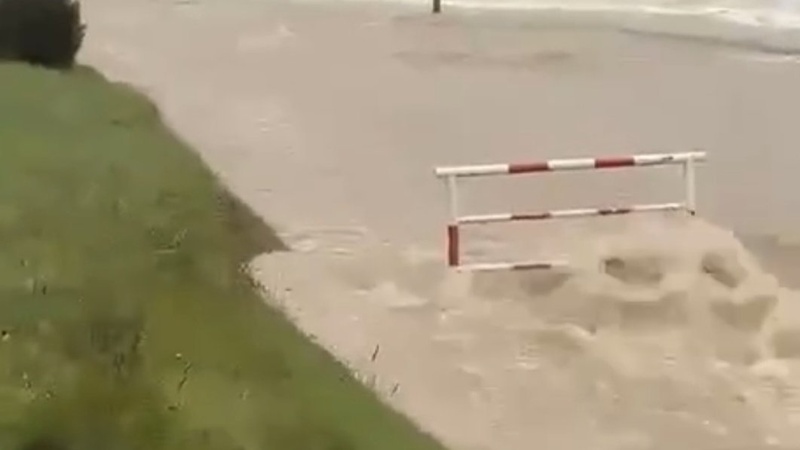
[0,0,85,68]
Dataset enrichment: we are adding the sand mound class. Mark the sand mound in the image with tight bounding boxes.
[251,217,800,449]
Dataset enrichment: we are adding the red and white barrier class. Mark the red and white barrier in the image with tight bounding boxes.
[434,152,705,177]
[435,151,706,272]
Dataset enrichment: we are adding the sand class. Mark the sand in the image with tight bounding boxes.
[79,0,800,448]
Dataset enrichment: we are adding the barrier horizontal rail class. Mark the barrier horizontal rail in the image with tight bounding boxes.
[457,202,684,225]
[458,260,569,272]
[435,151,706,178]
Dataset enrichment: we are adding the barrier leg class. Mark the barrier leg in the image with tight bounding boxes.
[447,225,460,267]
[683,157,697,215]
[446,176,460,267]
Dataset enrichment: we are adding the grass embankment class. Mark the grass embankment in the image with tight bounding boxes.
[0,63,446,450]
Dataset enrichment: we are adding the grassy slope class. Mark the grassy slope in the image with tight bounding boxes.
[0,63,446,450]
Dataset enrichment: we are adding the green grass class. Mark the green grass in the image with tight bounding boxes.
[0,63,447,450]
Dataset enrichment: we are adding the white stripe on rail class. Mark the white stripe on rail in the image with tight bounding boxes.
[435,151,706,178]
[457,202,685,225]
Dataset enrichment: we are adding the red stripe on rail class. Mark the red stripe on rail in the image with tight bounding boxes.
[511,262,557,271]
[511,212,552,221]
[597,207,633,216]
[594,156,636,169]
[508,162,550,174]
[447,225,460,267]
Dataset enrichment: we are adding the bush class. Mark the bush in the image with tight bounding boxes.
[0,0,85,68]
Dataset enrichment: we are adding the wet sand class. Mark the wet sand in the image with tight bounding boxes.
[80,1,800,448]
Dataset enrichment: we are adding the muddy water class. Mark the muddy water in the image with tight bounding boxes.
[79,1,800,448]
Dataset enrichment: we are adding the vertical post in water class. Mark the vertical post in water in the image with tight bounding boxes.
[446,175,460,267]
[433,0,441,14]
[683,156,697,215]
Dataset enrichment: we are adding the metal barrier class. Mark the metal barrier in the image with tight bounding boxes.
[434,151,706,272]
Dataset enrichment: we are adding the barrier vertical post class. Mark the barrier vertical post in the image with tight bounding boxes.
[683,156,697,215]
[446,175,460,266]
[433,0,441,13]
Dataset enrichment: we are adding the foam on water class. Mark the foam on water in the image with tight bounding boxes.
[251,218,800,449]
